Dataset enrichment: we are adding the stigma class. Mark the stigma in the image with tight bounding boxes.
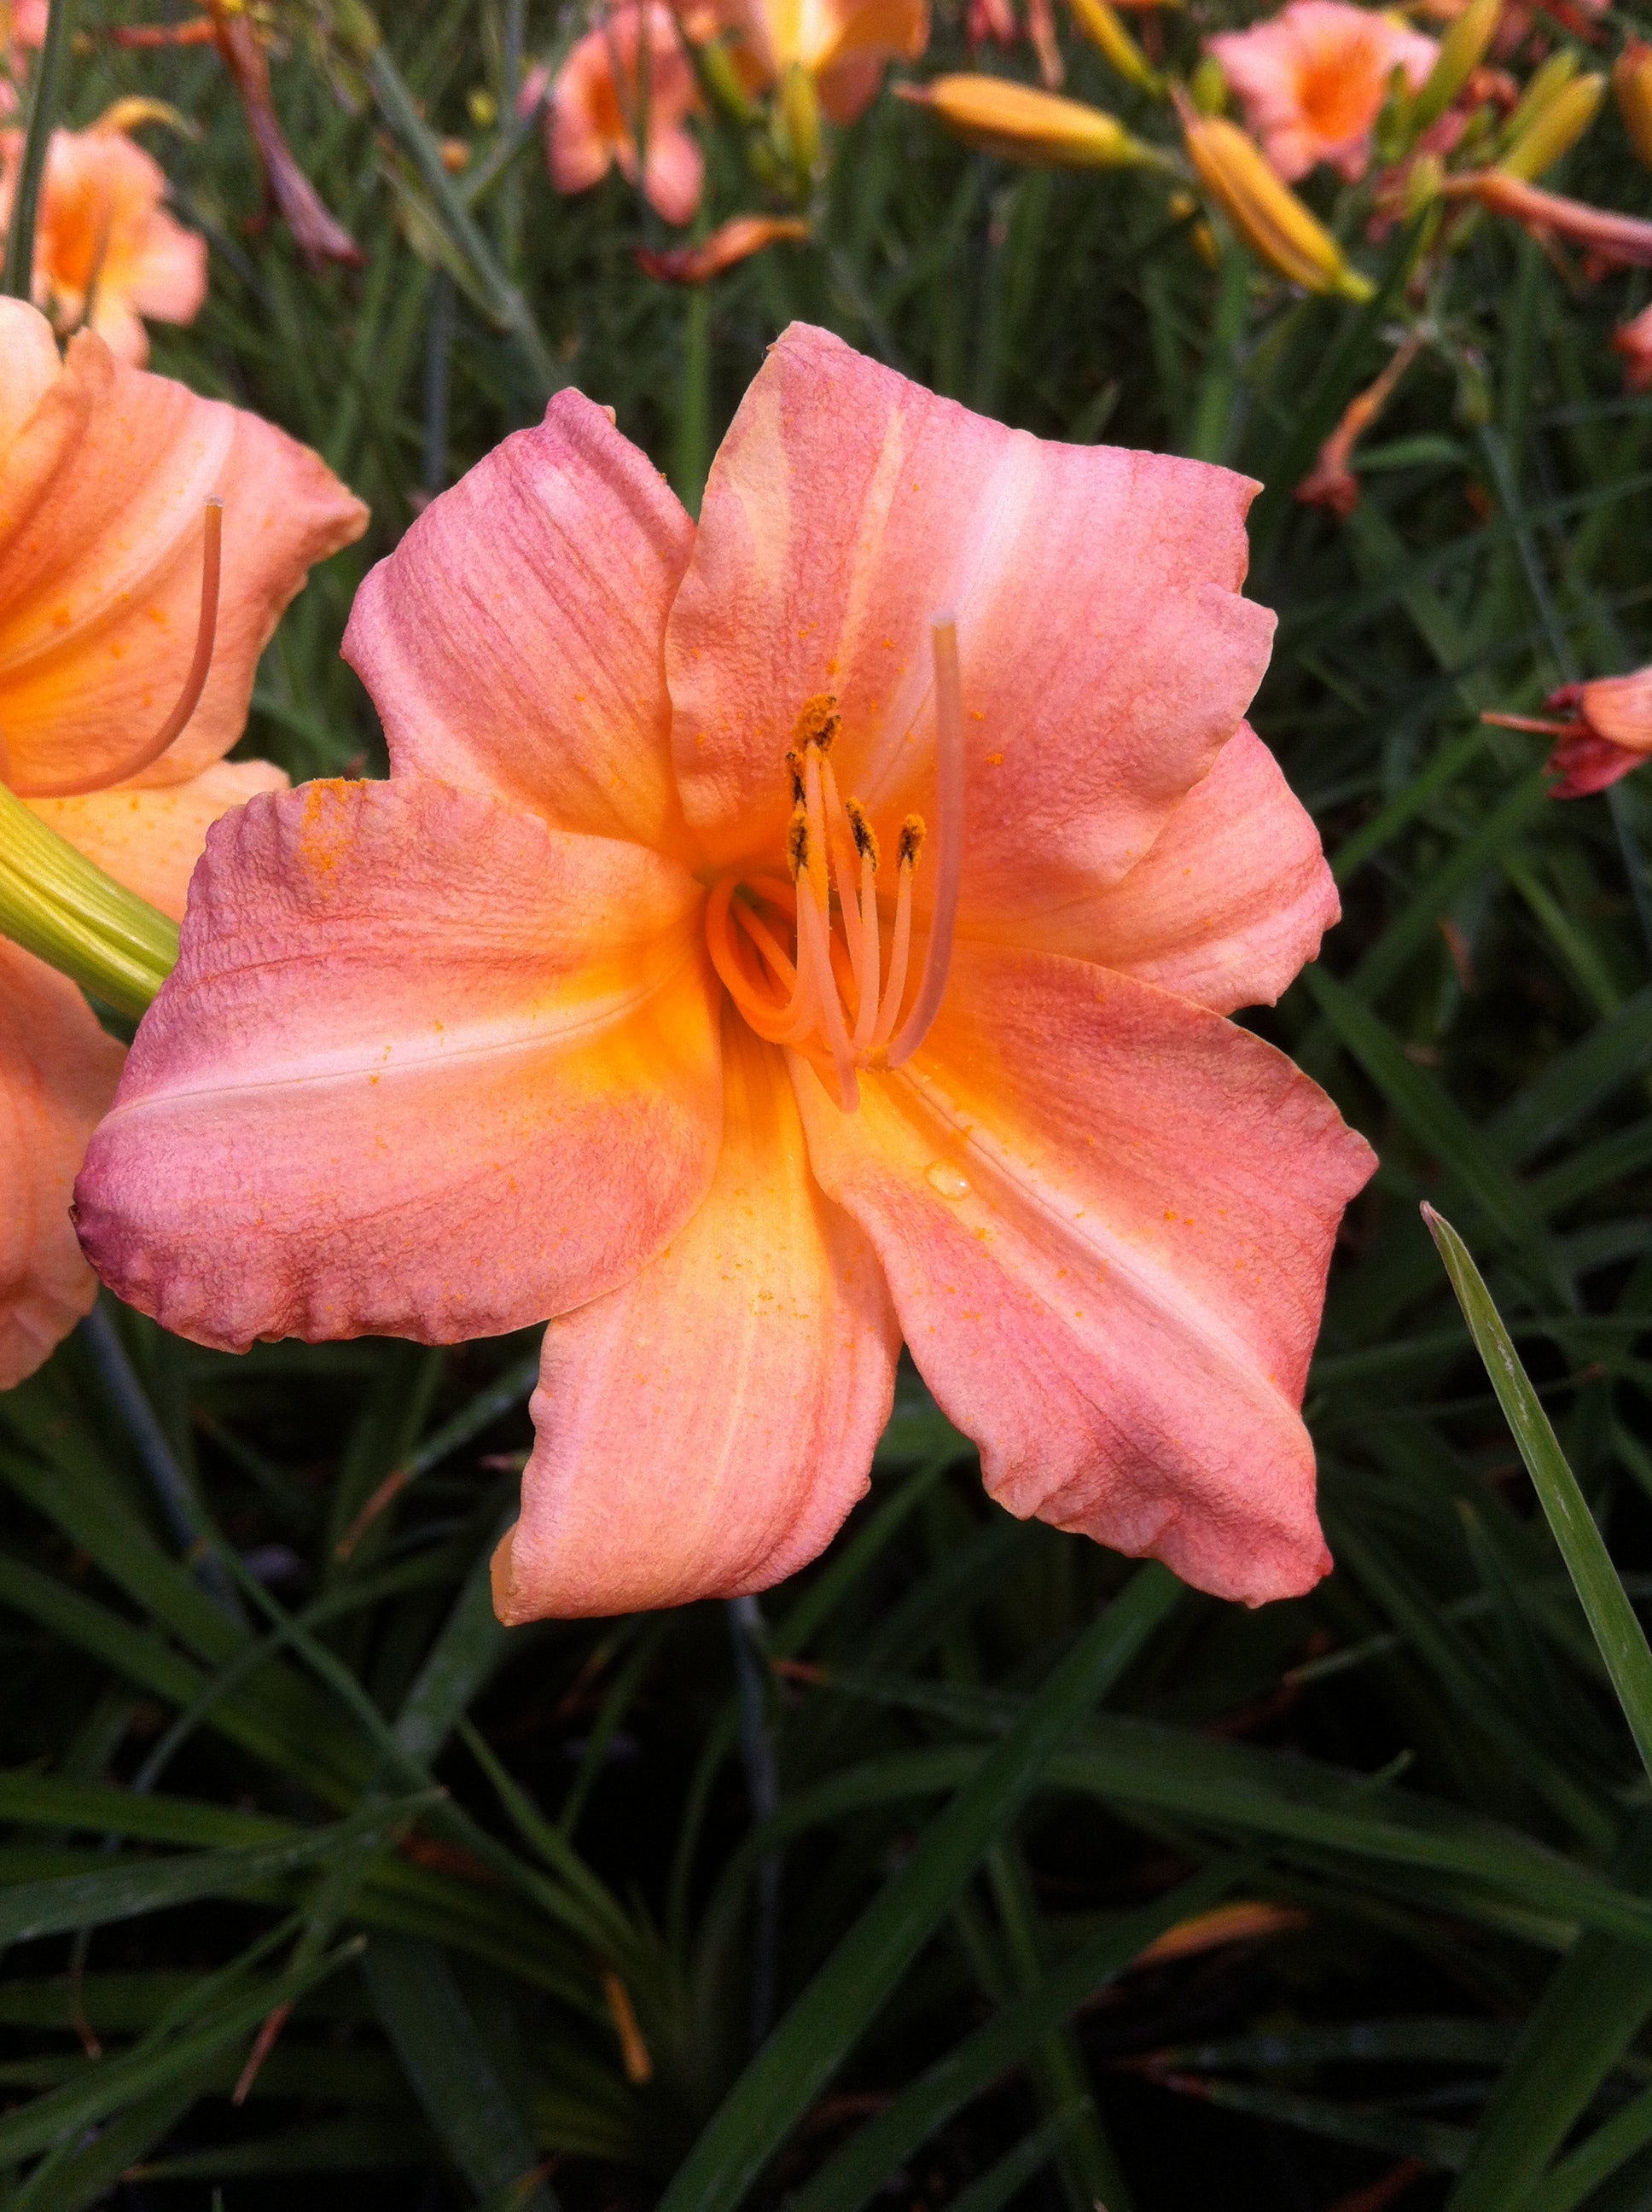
[704,614,966,1113]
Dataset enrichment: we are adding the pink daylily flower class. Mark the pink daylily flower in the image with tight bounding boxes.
[76,326,1375,1618]
[532,3,704,226]
[0,298,366,1386]
[1210,1,1438,183]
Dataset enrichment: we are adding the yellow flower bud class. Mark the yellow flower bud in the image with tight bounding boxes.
[899,77,1165,169]
[1499,69,1604,180]
[0,784,177,1021]
[1177,98,1374,300]
[778,60,822,189]
[1189,54,1227,116]
[1411,0,1502,131]
[1066,0,1160,94]
[1615,39,1652,168]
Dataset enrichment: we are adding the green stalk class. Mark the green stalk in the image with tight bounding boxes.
[0,783,177,1018]
[1,0,74,301]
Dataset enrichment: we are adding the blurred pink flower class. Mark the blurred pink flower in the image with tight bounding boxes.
[531,4,703,226]
[1485,671,1652,796]
[1210,1,1437,182]
[718,0,930,124]
[77,324,1374,1620]
[0,125,207,364]
[1614,298,1652,391]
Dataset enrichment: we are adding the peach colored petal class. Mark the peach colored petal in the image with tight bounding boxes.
[793,943,1375,1604]
[493,1014,899,1621]
[667,323,1276,937]
[1211,3,1436,184]
[19,129,206,369]
[342,390,695,859]
[1578,668,1652,754]
[74,777,724,1351]
[26,758,289,922]
[546,4,701,206]
[1034,723,1341,1012]
[0,941,125,1388]
[0,326,366,796]
[640,119,705,224]
[0,299,60,460]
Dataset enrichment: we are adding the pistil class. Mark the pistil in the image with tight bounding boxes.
[14,499,223,800]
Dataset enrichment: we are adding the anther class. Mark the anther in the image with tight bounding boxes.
[897,815,925,869]
[844,797,880,870]
[787,804,811,882]
[783,747,806,805]
[791,693,840,753]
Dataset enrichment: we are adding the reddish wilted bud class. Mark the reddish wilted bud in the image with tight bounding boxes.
[1484,668,1652,797]
[1296,336,1422,519]
[634,212,809,282]
[206,3,365,269]
[1445,167,1652,267]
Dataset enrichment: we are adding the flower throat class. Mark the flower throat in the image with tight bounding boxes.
[703,614,965,1114]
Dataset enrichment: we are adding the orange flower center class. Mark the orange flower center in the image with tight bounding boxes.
[702,614,965,1112]
[1296,40,1384,144]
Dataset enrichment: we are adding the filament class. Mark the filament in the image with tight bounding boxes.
[887,615,964,1068]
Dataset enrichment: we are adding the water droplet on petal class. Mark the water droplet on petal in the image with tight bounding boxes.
[926,1161,970,1200]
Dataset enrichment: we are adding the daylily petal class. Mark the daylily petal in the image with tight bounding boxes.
[342,390,695,859]
[1027,723,1340,1012]
[640,121,705,225]
[793,942,1374,1604]
[74,776,723,1350]
[0,300,59,459]
[493,1015,899,1621]
[0,326,367,796]
[667,323,1275,931]
[26,758,288,920]
[0,941,124,1388]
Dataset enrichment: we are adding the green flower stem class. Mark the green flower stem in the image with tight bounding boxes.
[0,0,74,301]
[0,781,177,1018]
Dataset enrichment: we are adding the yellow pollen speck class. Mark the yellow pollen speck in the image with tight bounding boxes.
[986,753,1004,766]
[970,708,985,721]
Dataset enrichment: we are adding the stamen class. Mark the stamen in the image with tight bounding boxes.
[19,498,224,800]
[871,816,923,1051]
[797,874,859,1110]
[886,614,964,1068]
[819,754,865,981]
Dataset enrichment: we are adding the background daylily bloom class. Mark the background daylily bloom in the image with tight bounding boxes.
[1210,1,1438,182]
[0,123,207,365]
[533,3,704,225]
[1487,669,1652,795]
[717,0,929,125]
[0,298,366,1386]
[77,323,1374,1619]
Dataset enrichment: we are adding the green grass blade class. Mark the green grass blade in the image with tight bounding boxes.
[364,1932,558,2210]
[1424,1205,1652,1783]
[656,1564,1183,2211]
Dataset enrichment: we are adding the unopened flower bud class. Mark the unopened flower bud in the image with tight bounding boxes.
[1189,53,1227,116]
[1499,69,1603,180]
[1614,38,1652,167]
[1177,96,1374,300]
[778,61,822,188]
[899,76,1166,169]
[1412,0,1501,131]
[696,35,760,127]
[1067,0,1161,93]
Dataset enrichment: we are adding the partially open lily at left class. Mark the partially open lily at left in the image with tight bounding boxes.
[0,299,368,1386]
[78,323,1375,1621]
